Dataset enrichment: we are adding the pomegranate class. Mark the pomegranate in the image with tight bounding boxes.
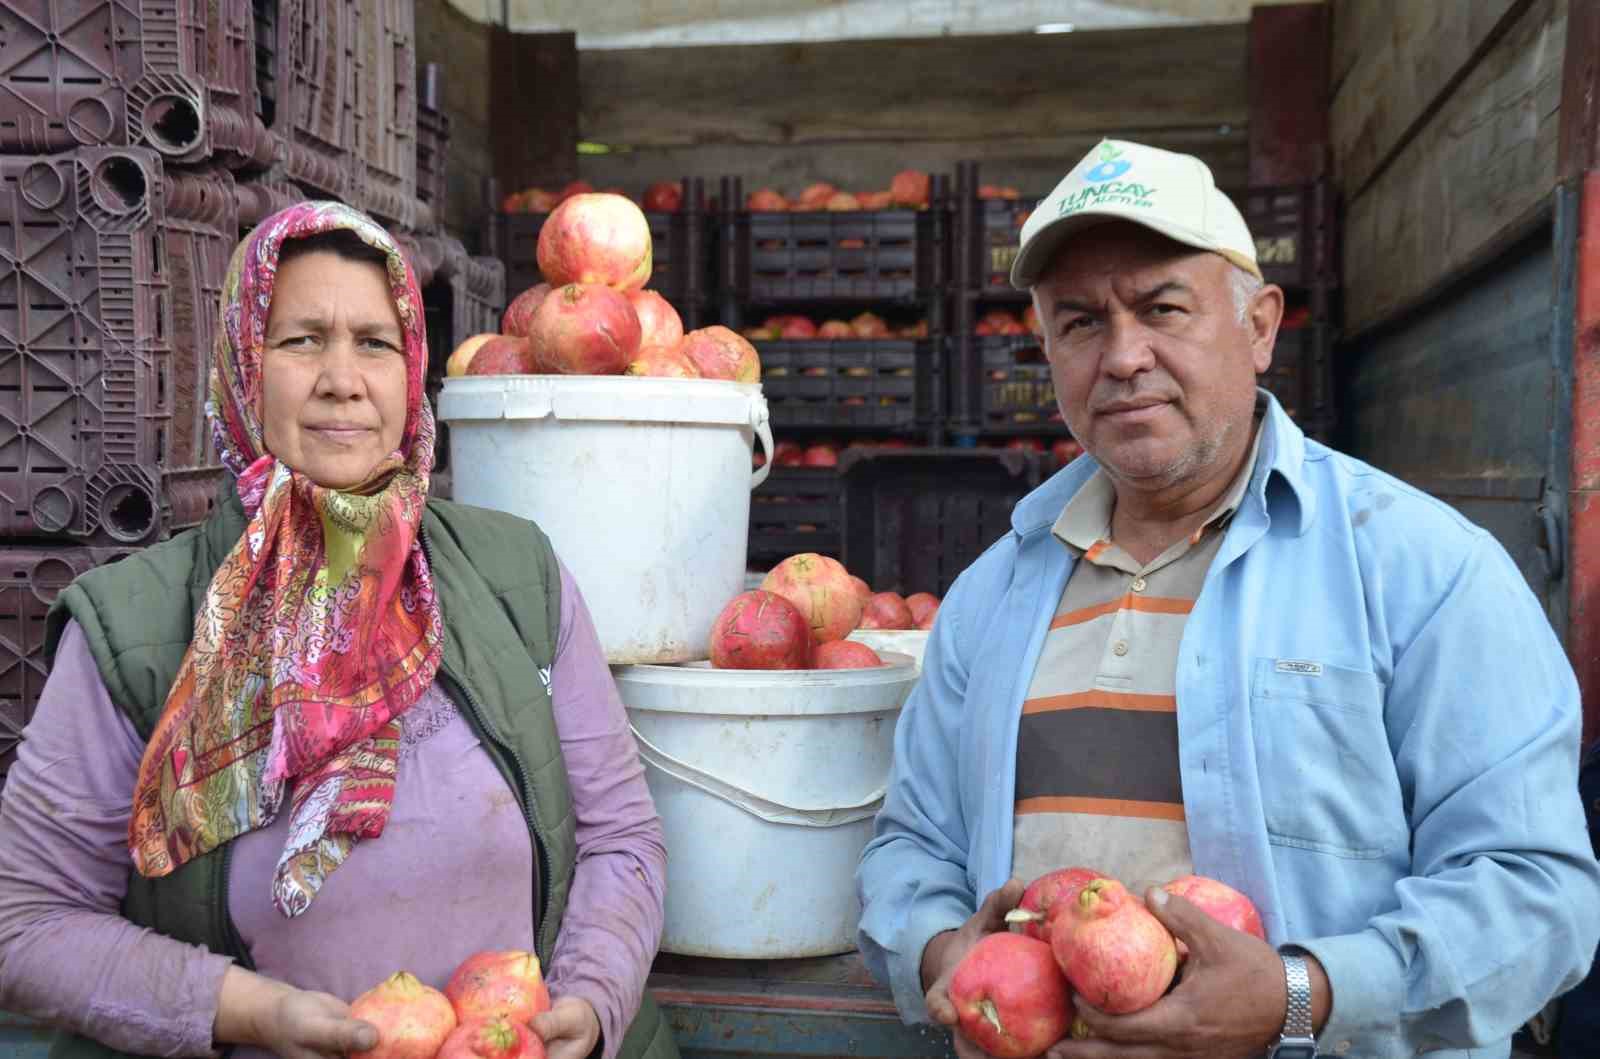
[642,181,683,212]
[826,191,861,211]
[850,312,890,338]
[818,320,854,339]
[747,188,789,211]
[1049,878,1177,1015]
[679,326,760,382]
[627,289,685,350]
[848,575,872,605]
[780,315,818,340]
[796,182,837,210]
[625,344,701,378]
[905,592,940,626]
[555,180,595,203]
[813,640,884,669]
[860,591,915,630]
[537,193,652,291]
[438,1018,545,1059]
[760,553,863,644]
[502,284,552,338]
[916,606,939,631]
[1005,867,1107,942]
[709,590,813,669]
[349,972,457,1059]
[773,441,805,467]
[890,170,931,209]
[446,333,498,377]
[948,933,1074,1059]
[444,950,552,1023]
[527,283,641,375]
[1160,875,1265,958]
[525,189,558,212]
[463,335,536,376]
[802,445,838,468]
[859,190,895,210]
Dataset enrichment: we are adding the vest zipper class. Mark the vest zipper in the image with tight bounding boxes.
[419,526,554,962]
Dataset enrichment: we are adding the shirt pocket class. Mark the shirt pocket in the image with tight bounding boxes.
[1249,658,1407,858]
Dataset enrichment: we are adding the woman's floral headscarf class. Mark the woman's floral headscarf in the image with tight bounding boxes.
[128,202,443,916]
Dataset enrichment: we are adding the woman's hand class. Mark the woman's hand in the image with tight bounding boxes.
[215,966,378,1059]
[531,996,601,1059]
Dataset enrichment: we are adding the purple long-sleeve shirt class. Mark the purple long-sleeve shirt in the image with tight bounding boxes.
[0,563,666,1059]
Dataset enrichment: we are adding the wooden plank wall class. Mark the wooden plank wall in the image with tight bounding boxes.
[572,25,1251,199]
[1332,0,1568,334]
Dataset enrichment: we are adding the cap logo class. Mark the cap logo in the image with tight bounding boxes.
[1083,142,1132,184]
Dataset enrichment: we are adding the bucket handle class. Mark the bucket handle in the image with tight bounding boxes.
[630,723,884,828]
[749,397,774,490]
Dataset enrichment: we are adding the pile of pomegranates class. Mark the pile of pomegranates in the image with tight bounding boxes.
[739,311,928,342]
[708,554,941,670]
[349,950,552,1059]
[942,869,1264,1057]
[444,193,760,383]
[502,180,684,214]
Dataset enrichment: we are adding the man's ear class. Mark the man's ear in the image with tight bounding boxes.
[1249,283,1285,374]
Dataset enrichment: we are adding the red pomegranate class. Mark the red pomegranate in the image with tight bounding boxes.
[780,315,819,340]
[625,344,701,378]
[527,283,641,375]
[848,575,873,606]
[858,190,895,210]
[905,592,940,626]
[537,193,652,291]
[679,326,760,382]
[746,188,788,211]
[501,283,552,338]
[627,289,685,351]
[444,950,551,1023]
[446,333,498,377]
[818,320,854,339]
[1049,878,1178,1015]
[642,181,683,212]
[709,590,813,669]
[813,640,884,669]
[761,553,863,644]
[463,335,536,376]
[437,1018,545,1059]
[826,191,861,211]
[948,933,1074,1059]
[850,312,890,338]
[860,591,915,630]
[1005,867,1107,942]
[1160,875,1266,959]
[349,972,457,1059]
[555,180,595,203]
[802,445,838,468]
[890,170,931,209]
[796,182,837,210]
[773,441,805,467]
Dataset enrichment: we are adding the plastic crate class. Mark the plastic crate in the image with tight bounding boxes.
[950,332,1068,434]
[725,209,938,303]
[1234,183,1338,291]
[0,0,273,168]
[0,148,230,546]
[757,340,936,431]
[266,0,357,199]
[748,467,843,566]
[1262,323,1334,426]
[346,0,417,225]
[962,198,1039,293]
[254,0,280,126]
[489,182,712,309]
[416,79,449,216]
[0,545,130,799]
[839,448,1045,595]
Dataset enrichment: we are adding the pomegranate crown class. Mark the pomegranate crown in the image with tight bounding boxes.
[1076,877,1127,918]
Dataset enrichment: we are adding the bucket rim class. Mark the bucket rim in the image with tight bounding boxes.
[438,374,767,426]
[614,651,918,715]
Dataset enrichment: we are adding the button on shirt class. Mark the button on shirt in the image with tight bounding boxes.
[1011,424,1263,894]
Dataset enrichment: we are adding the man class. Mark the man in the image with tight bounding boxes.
[855,139,1600,1059]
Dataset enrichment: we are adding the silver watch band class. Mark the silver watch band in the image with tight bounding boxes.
[1268,953,1318,1059]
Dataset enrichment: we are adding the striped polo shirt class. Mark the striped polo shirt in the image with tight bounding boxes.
[1012,424,1263,894]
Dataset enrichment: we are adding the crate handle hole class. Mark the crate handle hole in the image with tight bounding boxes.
[101,484,156,542]
[91,156,149,214]
[143,93,204,156]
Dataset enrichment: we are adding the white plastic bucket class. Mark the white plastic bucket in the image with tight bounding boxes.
[849,629,931,671]
[439,376,773,664]
[613,657,918,958]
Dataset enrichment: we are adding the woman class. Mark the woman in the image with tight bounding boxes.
[0,203,676,1059]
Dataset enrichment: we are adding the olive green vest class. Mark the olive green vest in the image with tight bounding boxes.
[43,487,675,1059]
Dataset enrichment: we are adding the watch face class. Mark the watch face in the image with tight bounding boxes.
[1269,1044,1319,1059]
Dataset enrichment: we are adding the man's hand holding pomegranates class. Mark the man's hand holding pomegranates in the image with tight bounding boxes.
[1044,888,1331,1059]
[921,879,1027,1059]
[531,996,601,1059]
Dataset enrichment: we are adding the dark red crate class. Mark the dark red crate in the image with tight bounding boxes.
[0,148,230,546]
[347,0,417,224]
[488,193,711,313]
[1262,323,1334,425]
[748,467,843,567]
[839,448,1045,596]
[0,0,273,168]
[416,98,449,216]
[0,545,130,800]
[757,340,936,431]
[266,0,357,200]
[1232,182,1338,291]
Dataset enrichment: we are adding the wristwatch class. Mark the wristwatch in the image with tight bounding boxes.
[1268,953,1319,1059]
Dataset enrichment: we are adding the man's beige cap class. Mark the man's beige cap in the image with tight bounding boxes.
[1010,139,1261,289]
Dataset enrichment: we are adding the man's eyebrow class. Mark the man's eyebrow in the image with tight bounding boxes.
[1130,280,1194,303]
